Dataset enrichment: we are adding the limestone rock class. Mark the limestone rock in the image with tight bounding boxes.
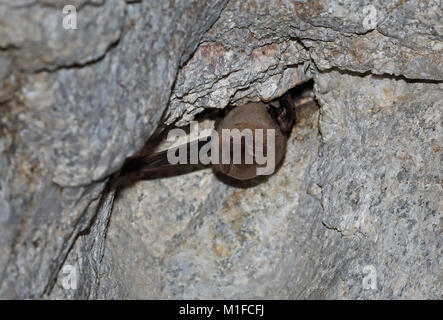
[0,0,441,299]
[99,72,441,299]
[0,0,228,299]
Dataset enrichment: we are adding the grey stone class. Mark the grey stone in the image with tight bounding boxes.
[312,71,441,299]
[0,0,441,299]
[98,99,323,299]
[0,0,228,299]
[163,0,442,126]
[98,72,441,299]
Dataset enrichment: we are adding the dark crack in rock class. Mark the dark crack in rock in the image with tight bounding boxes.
[0,0,441,300]
[0,0,228,299]
[312,71,441,299]
[164,0,442,125]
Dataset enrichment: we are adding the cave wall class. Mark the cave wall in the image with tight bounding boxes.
[0,0,441,299]
[0,0,229,299]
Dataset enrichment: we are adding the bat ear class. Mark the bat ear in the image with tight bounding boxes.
[214,107,229,129]
[280,92,295,110]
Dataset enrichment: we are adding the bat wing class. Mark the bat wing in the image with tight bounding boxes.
[120,136,213,177]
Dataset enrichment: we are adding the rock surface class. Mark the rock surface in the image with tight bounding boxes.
[0,0,441,299]
[312,71,441,299]
[97,72,442,299]
[165,0,443,125]
[0,0,228,299]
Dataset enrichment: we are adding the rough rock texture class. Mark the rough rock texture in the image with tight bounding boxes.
[96,0,442,299]
[164,0,443,126]
[0,0,441,299]
[312,71,441,299]
[98,99,323,299]
[98,73,442,299]
[0,0,228,299]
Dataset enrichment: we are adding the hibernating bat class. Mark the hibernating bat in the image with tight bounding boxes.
[120,91,313,182]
